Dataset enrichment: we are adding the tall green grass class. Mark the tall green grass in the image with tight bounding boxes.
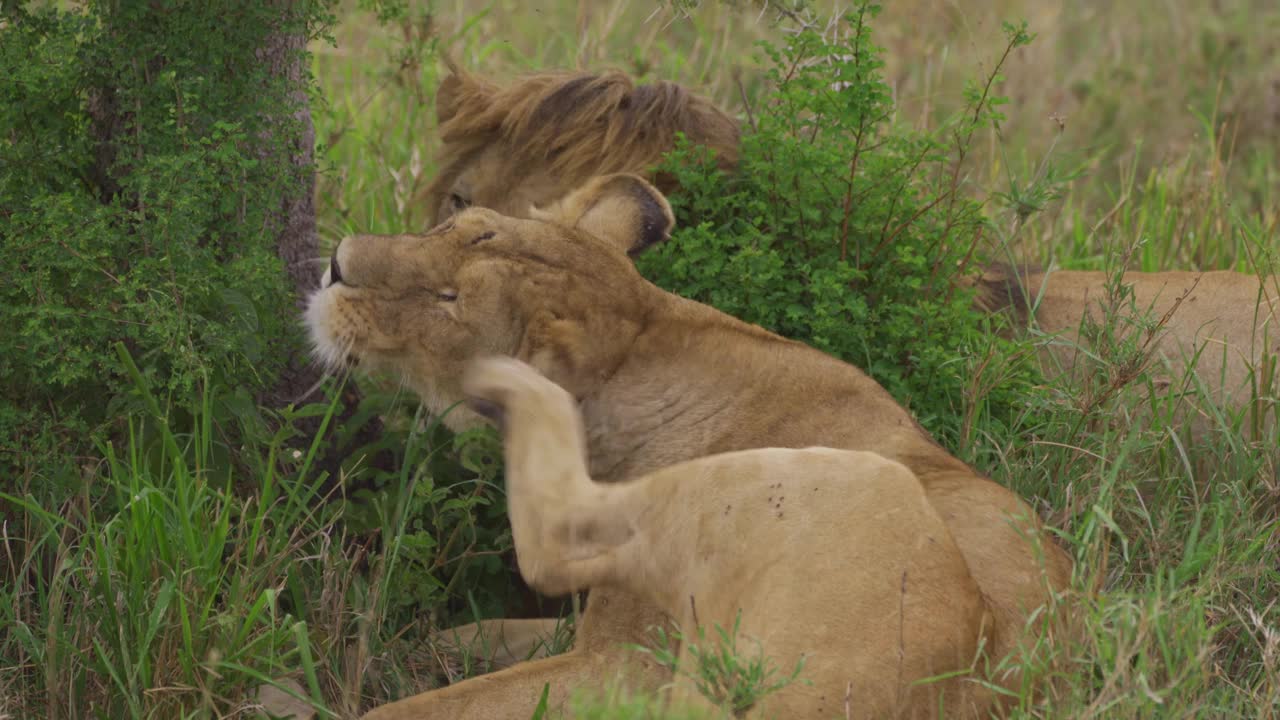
[1,345,342,718]
[0,350,494,718]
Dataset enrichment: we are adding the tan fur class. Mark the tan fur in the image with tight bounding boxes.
[974,264,1280,436]
[425,63,1278,430]
[429,618,566,672]
[462,355,995,719]
[306,174,1073,719]
[418,61,739,228]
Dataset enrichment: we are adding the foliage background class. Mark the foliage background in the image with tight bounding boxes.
[1,2,335,483]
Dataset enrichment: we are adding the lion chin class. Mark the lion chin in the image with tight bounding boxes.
[304,263,495,434]
[303,289,352,373]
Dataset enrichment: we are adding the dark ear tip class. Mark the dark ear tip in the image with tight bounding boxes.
[620,176,674,256]
[466,397,506,430]
[627,213,675,257]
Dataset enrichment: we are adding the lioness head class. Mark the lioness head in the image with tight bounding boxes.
[306,173,675,431]
[419,59,739,228]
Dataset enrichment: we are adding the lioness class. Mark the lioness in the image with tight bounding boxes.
[459,354,994,719]
[975,264,1278,436]
[421,62,1278,433]
[306,173,1073,719]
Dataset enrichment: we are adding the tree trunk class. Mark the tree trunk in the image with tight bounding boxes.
[83,2,391,488]
[257,10,392,486]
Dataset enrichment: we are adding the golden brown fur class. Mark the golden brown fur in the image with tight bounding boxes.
[425,62,1278,430]
[419,58,739,230]
[461,355,995,719]
[974,263,1280,436]
[306,174,1073,719]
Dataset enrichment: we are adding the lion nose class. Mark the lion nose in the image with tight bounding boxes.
[329,253,344,286]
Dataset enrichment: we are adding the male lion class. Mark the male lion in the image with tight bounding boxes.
[306,173,1073,719]
[422,62,1278,435]
[459,354,994,719]
[418,56,739,232]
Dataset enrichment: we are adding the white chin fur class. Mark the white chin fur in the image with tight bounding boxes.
[304,289,349,371]
[302,284,492,436]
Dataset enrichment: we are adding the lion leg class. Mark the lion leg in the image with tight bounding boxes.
[361,359,675,720]
[360,632,668,720]
[429,617,569,671]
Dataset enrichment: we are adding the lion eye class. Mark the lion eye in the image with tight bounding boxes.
[450,193,470,211]
[438,289,458,302]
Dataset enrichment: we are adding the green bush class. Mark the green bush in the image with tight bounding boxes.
[0,2,335,481]
[639,5,1044,454]
[340,402,524,630]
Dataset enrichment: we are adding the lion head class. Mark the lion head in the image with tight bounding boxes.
[418,58,739,228]
[307,173,675,431]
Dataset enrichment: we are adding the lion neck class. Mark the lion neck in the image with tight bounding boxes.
[574,292,967,484]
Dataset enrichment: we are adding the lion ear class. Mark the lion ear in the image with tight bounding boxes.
[533,174,675,257]
[434,55,492,126]
[435,72,466,126]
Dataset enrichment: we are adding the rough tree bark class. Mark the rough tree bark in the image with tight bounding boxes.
[256,5,392,485]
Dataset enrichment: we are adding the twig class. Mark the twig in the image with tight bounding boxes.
[734,68,758,135]
[895,570,907,706]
